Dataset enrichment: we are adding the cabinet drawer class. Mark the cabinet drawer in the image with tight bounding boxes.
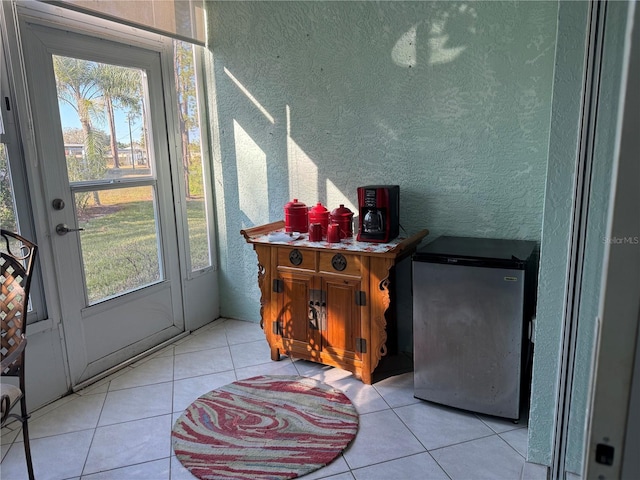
[318,252,361,277]
[277,247,316,270]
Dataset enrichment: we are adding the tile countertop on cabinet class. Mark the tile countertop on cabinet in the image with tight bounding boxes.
[241,220,429,384]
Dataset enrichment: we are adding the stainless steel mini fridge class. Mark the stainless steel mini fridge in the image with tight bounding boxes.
[413,236,537,420]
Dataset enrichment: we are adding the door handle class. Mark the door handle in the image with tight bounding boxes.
[308,301,319,330]
[56,223,85,235]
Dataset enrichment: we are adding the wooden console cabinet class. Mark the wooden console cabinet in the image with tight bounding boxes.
[241,220,428,384]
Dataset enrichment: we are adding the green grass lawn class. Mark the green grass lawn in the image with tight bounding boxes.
[78,197,208,304]
[185,199,211,271]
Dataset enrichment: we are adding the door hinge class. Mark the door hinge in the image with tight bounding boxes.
[273,279,284,293]
[355,290,366,306]
[272,320,282,335]
[356,337,367,353]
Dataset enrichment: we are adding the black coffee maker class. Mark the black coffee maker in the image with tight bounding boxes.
[356,185,400,243]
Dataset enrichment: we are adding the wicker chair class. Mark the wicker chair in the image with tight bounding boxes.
[1,229,37,480]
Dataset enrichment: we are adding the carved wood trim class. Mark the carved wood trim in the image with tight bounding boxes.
[376,276,391,358]
[368,257,393,373]
[241,220,286,241]
[257,261,265,330]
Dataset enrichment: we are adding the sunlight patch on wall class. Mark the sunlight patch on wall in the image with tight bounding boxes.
[234,119,268,224]
[392,4,475,68]
[427,34,466,66]
[391,23,418,68]
[327,179,357,215]
[427,5,472,65]
[224,67,274,124]
[287,105,317,203]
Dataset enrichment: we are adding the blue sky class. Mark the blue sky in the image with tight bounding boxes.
[58,101,144,145]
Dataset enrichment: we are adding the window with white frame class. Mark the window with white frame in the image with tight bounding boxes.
[173,40,213,273]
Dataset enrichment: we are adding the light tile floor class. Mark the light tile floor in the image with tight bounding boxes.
[1,318,529,479]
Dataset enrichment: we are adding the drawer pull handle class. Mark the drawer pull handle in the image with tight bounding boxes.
[331,253,347,271]
[289,249,303,266]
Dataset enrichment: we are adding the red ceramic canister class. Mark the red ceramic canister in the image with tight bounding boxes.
[284,198,308,233]
[308,202,330,238]
[308,223,323,242]
[327,222,342,243]
[330,204,354,238]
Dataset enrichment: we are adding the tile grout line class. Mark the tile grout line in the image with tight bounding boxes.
[474,411,529,435]
[427,431,502,454]
[386,404,452,478]
[168,343,178,480]
[79,377,110,478]
[81,457,170,479]
[497,429,528,460]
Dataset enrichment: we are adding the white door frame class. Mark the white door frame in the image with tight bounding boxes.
[17,11,186,386]
[584,2,640,478]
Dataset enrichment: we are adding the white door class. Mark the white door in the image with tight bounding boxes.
[19,20,185,385]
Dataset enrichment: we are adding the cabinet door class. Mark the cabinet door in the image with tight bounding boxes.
[322,276,362,361]
[278,270,322,356]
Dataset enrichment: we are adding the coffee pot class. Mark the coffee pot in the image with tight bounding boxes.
[356,185,400,242]
[363,208,384,233]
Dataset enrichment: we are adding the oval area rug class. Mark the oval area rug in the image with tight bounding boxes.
[172,375,359,480]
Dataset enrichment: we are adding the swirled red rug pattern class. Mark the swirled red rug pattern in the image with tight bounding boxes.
[171,375,359,480]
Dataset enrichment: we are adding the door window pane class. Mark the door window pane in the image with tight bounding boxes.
[174,41,211,272]
[0,142,23,262]
[1,142,36,315]
[54,56,153,183]
[75,186,162,304]
[0,143,18,233]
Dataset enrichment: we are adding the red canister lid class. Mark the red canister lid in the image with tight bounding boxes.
[309,202,329,215]
[285,198,307,211]
[330,204,353,218]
